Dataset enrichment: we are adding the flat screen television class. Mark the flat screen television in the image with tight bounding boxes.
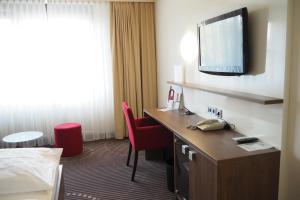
[198,7,248,75]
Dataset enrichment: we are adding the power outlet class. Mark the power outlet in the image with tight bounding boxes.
[207,106,213,113]
[212,108,218,115]
[216,109,223,119]
[207,106,223,119]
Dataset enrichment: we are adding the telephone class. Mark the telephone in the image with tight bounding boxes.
[187,119,226,131]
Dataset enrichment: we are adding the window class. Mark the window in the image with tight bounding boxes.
[0,0,114,146]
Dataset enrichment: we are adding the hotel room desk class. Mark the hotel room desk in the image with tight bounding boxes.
[144,108,280,200]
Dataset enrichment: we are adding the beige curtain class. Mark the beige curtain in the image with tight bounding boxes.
[111,2,158,139]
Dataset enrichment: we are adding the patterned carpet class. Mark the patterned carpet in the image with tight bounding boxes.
[61,140,174,200]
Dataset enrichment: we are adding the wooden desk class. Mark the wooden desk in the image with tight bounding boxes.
[144,108,280,200]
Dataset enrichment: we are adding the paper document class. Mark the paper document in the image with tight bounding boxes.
[238,141,273,152]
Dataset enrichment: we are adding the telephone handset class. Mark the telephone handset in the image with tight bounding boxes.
[188,119,227,131]
[197,119,226,131]
[196,119,218,126]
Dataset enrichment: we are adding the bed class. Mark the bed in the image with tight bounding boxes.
[0,148,64,200]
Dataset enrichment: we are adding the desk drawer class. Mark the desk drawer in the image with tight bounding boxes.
[174,136,190,200]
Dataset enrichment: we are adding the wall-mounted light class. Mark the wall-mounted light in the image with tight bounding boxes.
[180,31,198,63]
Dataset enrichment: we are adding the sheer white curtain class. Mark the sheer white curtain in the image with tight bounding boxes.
[0,0,114,147]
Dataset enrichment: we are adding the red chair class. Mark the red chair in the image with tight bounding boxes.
[122,102,173,181]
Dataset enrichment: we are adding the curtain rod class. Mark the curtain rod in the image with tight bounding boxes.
[54,0,156,2]
[44,0,156,4]
[107,0,155,2]
[45,0,155,4]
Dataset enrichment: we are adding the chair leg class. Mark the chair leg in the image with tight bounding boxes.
[131,150,139,181]
[126,142,132,166]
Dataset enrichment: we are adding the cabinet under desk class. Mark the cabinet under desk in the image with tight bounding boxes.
[144,108,280,200]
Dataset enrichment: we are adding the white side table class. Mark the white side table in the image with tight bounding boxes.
[2,131,44,147]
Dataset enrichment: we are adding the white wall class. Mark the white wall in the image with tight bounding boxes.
[279,0,300,199]
[155,0,287,149]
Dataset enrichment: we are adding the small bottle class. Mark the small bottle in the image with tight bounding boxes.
[178,88,184,111]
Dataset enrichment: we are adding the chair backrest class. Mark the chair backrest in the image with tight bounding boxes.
[121,102,137,147]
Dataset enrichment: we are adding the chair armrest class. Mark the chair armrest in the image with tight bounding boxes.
[135,117,159,127]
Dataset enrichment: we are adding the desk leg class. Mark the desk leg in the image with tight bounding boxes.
[145,148,174,161]
[145,150,164,161]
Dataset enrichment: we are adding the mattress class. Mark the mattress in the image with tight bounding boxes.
[0,165,63,200]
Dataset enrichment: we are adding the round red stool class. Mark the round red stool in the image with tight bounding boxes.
[54,123,83,157]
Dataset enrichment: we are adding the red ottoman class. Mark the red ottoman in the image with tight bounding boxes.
[54,123,83,157]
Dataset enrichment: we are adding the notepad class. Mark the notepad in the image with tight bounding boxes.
[238,141,272,152]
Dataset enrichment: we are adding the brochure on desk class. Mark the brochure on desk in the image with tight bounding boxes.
[166,85,182,110]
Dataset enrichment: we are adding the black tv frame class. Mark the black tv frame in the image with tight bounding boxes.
[198,7,248,76]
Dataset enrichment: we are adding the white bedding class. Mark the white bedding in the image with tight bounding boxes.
[0,165,62,200]
[0,148,62,199]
